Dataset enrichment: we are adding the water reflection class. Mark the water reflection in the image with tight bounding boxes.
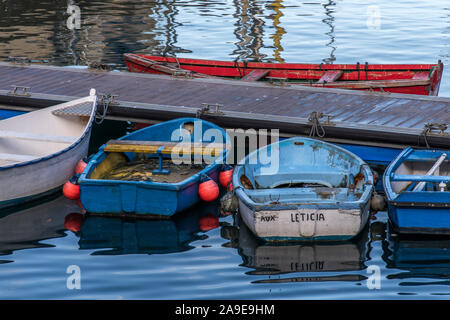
[384,228,450,290]
[322,0,336,64]
[232,0,266,62]
[267,0,286,63]
[74,202,222,255]
[222,214,372,283]
[0,194,82,259]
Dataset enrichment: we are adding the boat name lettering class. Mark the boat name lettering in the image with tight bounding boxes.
[291,213,325,222]
[290,261,324,272]
[260,215,277,222]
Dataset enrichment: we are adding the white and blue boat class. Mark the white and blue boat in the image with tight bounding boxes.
[232,137,374,242]
[383,147,450,235]
[78,118,229,217]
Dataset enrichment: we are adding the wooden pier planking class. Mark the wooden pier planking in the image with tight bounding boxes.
[0,62,449,148]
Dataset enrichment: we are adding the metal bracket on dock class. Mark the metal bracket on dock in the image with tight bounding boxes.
[196,103,224,118]
[267,77,288,86]
[171,70,193,79]
[98,93,119,106]
[8,85,31,97]
[308,111,335,138]
[422,123,448,136]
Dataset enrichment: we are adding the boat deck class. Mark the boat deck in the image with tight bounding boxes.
[0,62,449,148]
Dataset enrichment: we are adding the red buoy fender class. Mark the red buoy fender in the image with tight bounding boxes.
[75,157,88,174]
[63,174,81,200]
[219,164,233,188]
[198,175,219,202]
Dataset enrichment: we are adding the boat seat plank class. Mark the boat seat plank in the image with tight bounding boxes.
[0,130,75,144]
[412,72,430,80]
[390,174,450,183]
[317,70,344,83]
[0,152,37,162]
[241,70,270,81]
[104,140,227,156]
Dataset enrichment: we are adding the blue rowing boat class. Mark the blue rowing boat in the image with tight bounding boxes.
[383,147,450,235]
[78,118,228,217]
[232,137,374,242]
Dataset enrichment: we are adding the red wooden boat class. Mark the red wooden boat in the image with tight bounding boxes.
[123,53,444,96]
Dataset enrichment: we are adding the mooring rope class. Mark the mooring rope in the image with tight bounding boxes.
[308,111,326,138]
[95,93,111,124]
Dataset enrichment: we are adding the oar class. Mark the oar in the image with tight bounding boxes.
[412,153,447,192]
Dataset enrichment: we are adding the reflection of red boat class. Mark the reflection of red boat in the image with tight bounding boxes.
[124,53,443,96]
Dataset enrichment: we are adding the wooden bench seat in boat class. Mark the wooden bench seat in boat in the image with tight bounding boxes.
[0,130,75,144]
[244,187,362,204]
[104,140,227,156]
[253,172,350,189]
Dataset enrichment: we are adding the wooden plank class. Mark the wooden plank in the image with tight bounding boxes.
[317,70,343,83]
[241,70,269,81]
[104,140,227,156]
[0,130,75,143]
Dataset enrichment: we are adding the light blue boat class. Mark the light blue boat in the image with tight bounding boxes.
[232,137,374,242]
[78,118,228,217]
[383,147,450,235]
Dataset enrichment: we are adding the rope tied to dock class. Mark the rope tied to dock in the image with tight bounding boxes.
[308,111,326,138]
[419,123,448,148]
[95,93,113,124]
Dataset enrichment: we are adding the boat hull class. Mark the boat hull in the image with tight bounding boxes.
[80,160,220,216]
[0,93,97,209]
[388,203,450,235]
[124,54,444,96]
[238,199,370,242]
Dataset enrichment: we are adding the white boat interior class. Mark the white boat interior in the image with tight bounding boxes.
[0,100,93,167]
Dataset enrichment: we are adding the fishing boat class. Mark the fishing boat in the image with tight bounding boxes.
[0,89,98,209]
[383,147,450,235]
[232,137,374,242]
[124,54,443,96]
[78,118,229,216]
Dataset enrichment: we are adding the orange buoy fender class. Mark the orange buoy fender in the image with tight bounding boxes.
[75,157,88,174]
[63,173,81,200]
[199,213,220,231]
[198,175,219,202]
[64,213,84,232]
[219,164,233,188]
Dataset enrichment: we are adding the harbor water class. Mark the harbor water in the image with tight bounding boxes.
[1,0,450,299]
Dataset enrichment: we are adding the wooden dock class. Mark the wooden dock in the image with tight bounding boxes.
[0,62,449,149]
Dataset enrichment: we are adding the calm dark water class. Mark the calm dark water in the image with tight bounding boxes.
[1,0,450,300]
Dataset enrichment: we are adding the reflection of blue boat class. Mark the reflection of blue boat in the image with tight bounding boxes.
[233,137,374,242]
[78,202,221,255]
[383,147,450,235]
[79,118,228,217]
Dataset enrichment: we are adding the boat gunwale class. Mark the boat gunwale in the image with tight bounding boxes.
[125,54,440,72]
[78,117,229,190]
[0,91,98,171]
